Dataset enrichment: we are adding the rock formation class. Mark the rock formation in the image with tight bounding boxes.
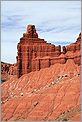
[1,62,11,82]
[1,62,17,82]
[17,25,81,78]
[1,26,81,121]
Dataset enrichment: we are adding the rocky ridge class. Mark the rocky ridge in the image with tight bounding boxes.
[1,59,81,121]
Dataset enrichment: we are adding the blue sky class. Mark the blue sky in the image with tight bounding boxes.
[1,1,81,63]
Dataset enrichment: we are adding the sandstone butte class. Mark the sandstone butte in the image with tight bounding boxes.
[1,25,81,121]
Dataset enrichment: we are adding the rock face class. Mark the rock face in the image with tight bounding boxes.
[1,59,81,121]
[17,25,81,78]
[1,62,10,82]
[62,33,81,66]
[1,62,17,82]
[17,25,61,77]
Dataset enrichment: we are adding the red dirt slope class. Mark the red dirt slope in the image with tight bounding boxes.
[1,59,81,121]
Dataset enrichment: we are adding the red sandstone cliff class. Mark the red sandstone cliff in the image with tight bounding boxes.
[17,25,81,78]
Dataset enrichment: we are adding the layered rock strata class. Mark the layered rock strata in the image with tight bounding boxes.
[17,25,81,78]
